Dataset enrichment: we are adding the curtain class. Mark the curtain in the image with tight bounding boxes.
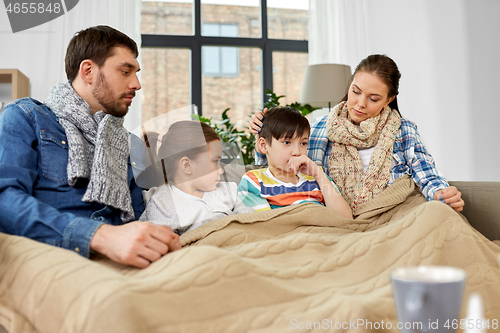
[308,0,371,67]
[308,0,341,65]
[0,0,142,130]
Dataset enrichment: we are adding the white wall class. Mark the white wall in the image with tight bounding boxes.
[364,0,475,181]
[463,0,500,181]
[375,0,500,182]
[311,0,500,181]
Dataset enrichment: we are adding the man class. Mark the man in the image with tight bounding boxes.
[0,25,181,268]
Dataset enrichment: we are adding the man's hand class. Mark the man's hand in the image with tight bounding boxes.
[90,222,181,268]
[434,186,464,212]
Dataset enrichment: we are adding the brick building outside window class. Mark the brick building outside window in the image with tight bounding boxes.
[140,0,308,133]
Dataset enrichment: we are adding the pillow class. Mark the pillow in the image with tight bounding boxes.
[142,187,158,204]
[220,163,264,184]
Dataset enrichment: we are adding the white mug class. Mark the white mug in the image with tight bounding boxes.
[391,266,467,333]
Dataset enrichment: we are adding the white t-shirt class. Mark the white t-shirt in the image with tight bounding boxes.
[357,147,375,173]
[140,181,254,235]
[355,125,395,175]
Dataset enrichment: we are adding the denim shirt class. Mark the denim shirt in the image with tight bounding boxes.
[0,98,145,258]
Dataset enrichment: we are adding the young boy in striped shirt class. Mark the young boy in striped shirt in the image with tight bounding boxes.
[238,107,353,219]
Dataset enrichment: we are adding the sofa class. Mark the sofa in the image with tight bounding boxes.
[448,180,500,241]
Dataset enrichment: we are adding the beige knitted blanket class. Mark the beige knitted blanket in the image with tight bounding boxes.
[1,176,499,332]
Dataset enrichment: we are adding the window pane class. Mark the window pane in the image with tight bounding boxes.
[202,23,239,77]
[267,0,308,40]
[202,22,220,36]
[272,51,308,106]
[141,1,193,35]
[220,24,238,37]
[141,48,192,123]
[221,47,238,74]
[202,47,262,129]
[201,0,260,38]
[202,46,221,74]
[202,46,238,77]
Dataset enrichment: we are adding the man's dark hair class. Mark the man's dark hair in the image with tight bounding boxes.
[65,25,139,83]
[260,106,310,145]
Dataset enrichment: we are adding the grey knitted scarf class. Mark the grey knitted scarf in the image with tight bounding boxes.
[45,82,134,222]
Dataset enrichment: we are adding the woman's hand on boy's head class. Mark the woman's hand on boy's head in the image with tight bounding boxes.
[251,108,268,154]
[288,155,320,177]
[250,108,268,134]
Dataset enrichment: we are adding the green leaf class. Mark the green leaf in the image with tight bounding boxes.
[191,114,213,123]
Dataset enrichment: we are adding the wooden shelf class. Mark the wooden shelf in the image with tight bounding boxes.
[0,69,30,112]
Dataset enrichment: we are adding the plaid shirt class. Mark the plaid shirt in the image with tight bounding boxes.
[256,115,449,201]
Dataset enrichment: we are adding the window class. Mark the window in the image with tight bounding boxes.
[202,23,239,77]
[141,48,191,121]
[272,51,309,106]
[141,0,308,125]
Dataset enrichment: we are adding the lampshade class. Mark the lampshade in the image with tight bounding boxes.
[300,63,352,108]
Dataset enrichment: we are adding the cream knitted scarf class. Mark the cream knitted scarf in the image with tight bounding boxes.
[326,101,401,213]
[45,82,134,222]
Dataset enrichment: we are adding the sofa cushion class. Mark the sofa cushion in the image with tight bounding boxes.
[449,181,500,241]
[220,163,262,184]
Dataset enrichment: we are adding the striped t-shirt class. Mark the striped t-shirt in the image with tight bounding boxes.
[238,168,339,211]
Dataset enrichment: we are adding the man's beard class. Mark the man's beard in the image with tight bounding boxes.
[91,71,133,117]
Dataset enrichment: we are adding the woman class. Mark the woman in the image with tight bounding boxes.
[251,54,464,213]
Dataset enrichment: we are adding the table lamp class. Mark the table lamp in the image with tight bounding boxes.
[300,63,352,112]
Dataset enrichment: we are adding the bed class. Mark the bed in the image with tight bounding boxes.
[1,166,500,332]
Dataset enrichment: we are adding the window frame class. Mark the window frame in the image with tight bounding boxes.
[201,23,240,77]
[141,0,308,115]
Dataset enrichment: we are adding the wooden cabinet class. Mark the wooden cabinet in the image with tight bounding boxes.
[0,69,30,113]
